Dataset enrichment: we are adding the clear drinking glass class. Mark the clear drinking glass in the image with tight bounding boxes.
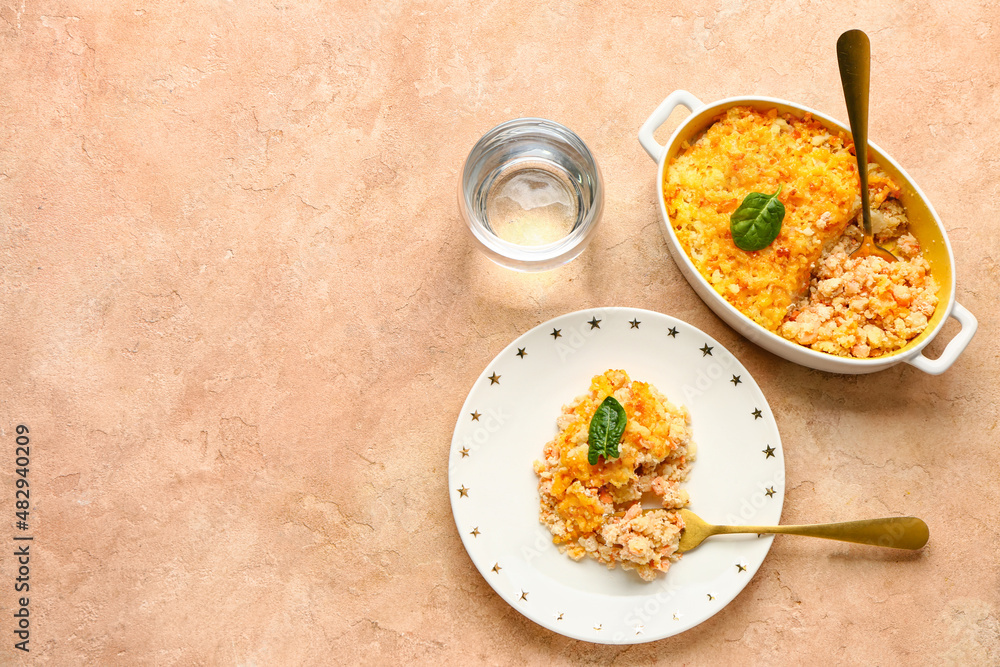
[459,118,604,272]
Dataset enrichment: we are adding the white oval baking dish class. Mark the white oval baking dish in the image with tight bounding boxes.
[639,90,976,375]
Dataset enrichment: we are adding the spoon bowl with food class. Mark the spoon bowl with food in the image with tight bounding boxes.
[837,28,898,263]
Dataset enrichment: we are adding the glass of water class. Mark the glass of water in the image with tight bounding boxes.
[459,118,604,272]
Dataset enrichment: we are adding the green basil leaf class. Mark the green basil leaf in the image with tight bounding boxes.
[730,185,785,251]
[587,396,627,465]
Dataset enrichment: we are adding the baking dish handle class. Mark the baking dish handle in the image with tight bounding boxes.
[638,90,705,160]
[905,302,978,375]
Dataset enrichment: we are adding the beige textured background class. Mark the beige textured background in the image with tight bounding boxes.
[1,0,998,664]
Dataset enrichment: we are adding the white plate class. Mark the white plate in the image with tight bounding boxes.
[449,307,785,644]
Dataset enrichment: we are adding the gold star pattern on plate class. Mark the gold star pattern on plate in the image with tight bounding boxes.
[634,624,644,635]
[593,624,602,631]
[519,590,528,602]
[668,326,679,338]
[588,317,601,329]
[459,447,470,458]
[730,374,742,386]
[550,328,561,339]
[765,486,776,498]
[469,527,480,537]
[457,486,469,498]
[629,318,641,328]
[491,563,501,573]
[763,444,775,459]
[752,408,763,420]
[516,347,527,358]
[707,593,715,601]
[488,372,500,385]
[555,613,564,621]
[672,611,683,621]
[470,411,481,421]
[700,343,713,356]
[736,563,747,573]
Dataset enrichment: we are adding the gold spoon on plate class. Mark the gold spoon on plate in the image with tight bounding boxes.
[837,29,898,262]
[676,508,928,553]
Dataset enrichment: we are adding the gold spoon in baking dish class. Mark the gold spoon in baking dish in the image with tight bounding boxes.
[837,29,898,263]
[675,509,928,553]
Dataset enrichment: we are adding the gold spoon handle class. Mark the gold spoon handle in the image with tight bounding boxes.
[837,29,872,237]
[709,516,929,550]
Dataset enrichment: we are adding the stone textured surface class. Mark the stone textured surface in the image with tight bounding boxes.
[1,0,998,664]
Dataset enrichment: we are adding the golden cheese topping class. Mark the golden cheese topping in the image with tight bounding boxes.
[533,370,696,580]
[537,370,692,543]
[663,106,900,332]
